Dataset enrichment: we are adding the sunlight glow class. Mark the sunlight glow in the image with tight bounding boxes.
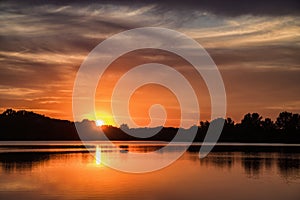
[95,119,105,127]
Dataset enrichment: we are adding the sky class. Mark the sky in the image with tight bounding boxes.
[0,0,299,127]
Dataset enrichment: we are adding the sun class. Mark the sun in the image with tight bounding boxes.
[95,119,105,127]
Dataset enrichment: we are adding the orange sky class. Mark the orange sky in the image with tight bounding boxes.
[0,1,299,127]
[92,49,211,127]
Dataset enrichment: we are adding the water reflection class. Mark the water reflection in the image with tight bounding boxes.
[0,152,50,172]
[277,156,300,180]
[0,144,299,200]
[241,155,264,177]
[0,145,299,180]
[95,145,101,165]
[199,153,235,169]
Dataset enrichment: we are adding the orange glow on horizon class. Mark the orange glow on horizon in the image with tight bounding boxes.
[94,49,212,128]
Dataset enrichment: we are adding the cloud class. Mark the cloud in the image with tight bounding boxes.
[5,0,300,16]
[0,86,41,98]
[0,0,299,121]
[186,16,300,46]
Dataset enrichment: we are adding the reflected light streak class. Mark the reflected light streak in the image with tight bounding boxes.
[95,145,101,165]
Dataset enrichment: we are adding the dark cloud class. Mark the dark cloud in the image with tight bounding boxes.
[0,3,135,53]
[207,45,300,69]
[2,0,300,16]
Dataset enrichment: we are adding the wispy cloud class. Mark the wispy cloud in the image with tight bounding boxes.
[0,86,41,97]
[0,0,299,121]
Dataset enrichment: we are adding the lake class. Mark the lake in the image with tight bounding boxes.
[0,142,299,200]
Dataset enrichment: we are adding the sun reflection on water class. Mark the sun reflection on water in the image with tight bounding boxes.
[95,145,101,165]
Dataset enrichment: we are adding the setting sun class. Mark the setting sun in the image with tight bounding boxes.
[95,119,105,126]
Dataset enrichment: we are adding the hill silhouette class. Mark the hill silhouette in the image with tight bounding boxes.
[0,109,79,140]
[0,109,299,143]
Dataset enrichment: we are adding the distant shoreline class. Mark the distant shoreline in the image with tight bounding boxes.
[1,141,300,145]
[1,141,300,154]
[1,109,300,143]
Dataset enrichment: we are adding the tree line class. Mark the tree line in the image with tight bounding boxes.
[0,109,299,143]
[197,112,300,143]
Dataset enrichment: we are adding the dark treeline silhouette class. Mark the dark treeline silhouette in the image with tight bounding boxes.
[0,109,299,143]
[0,109,79,140]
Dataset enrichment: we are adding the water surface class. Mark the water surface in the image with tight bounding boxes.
[0,142,299,200]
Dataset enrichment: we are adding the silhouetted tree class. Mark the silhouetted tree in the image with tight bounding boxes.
[199,120,210,130]
[1,108,16,117]
[276,112,300,132]
[120,123,129,130]
[224,117,235,129]
[241,113,263,129]
[261,118,275,131]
